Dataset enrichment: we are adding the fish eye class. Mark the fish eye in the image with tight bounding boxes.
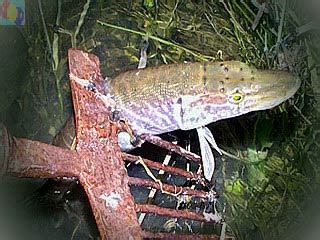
[233,94,242,101]
[229,90,244,104]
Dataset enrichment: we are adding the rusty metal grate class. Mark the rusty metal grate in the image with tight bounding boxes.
[0,49,233,239]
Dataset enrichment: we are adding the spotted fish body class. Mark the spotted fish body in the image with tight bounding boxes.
[108,61,301,136]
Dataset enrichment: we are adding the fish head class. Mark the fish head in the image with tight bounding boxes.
[205,61,301,119]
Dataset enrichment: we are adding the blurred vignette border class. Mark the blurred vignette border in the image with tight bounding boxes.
[0,0,24,25]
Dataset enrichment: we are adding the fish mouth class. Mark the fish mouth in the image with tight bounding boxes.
[250,70,301,111]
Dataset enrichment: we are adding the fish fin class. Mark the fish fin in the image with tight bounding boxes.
[203,127,222,155]
[197,127,215,181]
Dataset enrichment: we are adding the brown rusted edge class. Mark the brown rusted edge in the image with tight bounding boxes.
[136,204,217,223]
[140,134,201,162]
[141,231,227,240]
[123,153,201,179]
[128,176,207,198]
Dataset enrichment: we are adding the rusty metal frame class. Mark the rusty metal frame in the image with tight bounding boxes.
[0,49,232,239]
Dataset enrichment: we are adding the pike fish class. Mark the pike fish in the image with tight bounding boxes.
[108,61,300,136]
[75,61,301,180]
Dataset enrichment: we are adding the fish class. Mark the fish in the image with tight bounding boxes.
[108,61,300,135]
[109,61,300,180]
[73,60,301,180]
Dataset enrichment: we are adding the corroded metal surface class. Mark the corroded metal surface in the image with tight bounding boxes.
[1,49,234,239]
[141,231,234,240]
[68,49,142,239]
[128,176,207,198]
[123,153,198,179]
[7,138,79,178]
[136,203,218,222]
[2,49,143,240]
[140,134,201,162]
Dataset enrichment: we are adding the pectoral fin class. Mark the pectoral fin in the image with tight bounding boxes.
[202,127,222,155]
[197,127,215,181]
[196,126,222,181]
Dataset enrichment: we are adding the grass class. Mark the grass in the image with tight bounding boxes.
[17,0,319,239]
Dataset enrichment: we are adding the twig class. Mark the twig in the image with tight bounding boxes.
[37,0,52,59]
[52,0,64,116]
[204,12,236,46]
[251,2,266,30]
[74,0,91,47]
[52,0,61,71]
[293,104,312,125]
[71,219,81,240]
[136,149,172,225]
[277,0,287,45]
[220,221,227,240]
[220,149,241,161]
[135,157,182,197]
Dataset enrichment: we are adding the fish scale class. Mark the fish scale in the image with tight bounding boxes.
[108,61,301,136]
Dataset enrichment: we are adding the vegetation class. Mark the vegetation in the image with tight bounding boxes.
[8,0,319,239]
